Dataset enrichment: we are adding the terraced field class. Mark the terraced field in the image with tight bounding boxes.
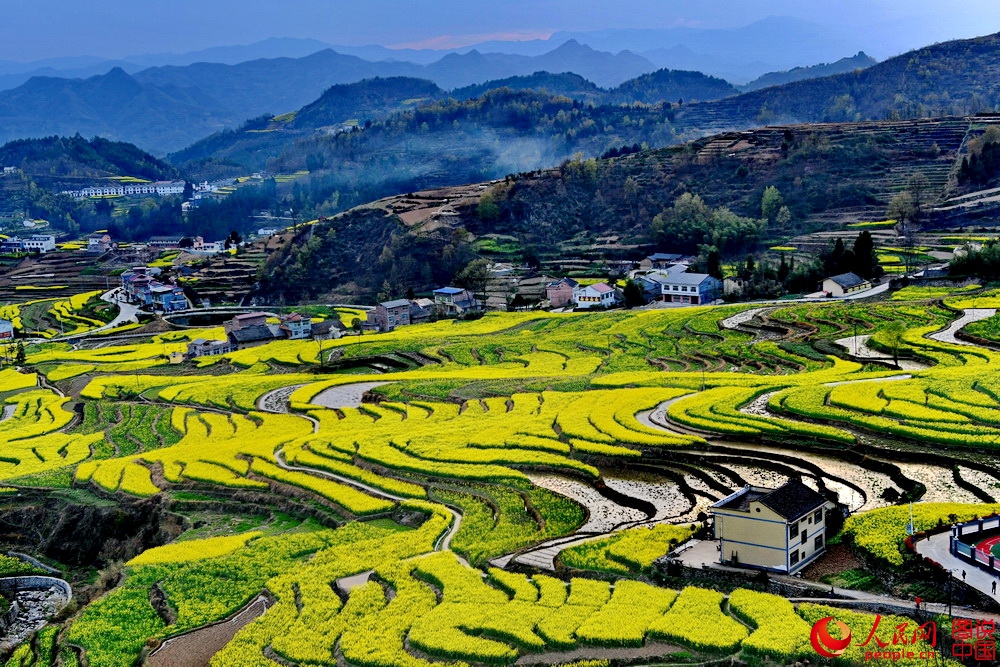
[0,284,997,665]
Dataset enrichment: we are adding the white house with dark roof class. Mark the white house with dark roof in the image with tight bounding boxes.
[573,282,619,309]
[823,272,871,297]
[644,264,720,305]
[711,479,836,574]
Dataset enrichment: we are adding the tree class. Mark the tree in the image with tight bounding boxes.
[622,280,645,308]
[888,191,917,226]
[761,186,783,223]
[906,173,929,218]
[851,231,881,279]
[455,258,492,307]
[182,181,194,201]
[477,192,499,221]
[882,320,906,368]
[704,246,723,279]
[14,341,25,366]
[178,237,194,249]
[775,205,792,231]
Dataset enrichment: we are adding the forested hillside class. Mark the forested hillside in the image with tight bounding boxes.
[255,116,970,303]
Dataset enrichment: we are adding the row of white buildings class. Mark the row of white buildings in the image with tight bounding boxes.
[61,181,186,199]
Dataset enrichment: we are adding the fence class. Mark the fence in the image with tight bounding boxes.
[949,516,1000,576]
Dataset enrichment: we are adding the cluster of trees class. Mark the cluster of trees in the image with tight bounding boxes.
[0,135,178,182]
[822,231,883,279]
[949,239,1000,279]
[651,193,766,256]
[957,127,1000,188]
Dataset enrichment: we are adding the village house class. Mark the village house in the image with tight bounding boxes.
[227,324,285,350]
[573,282,619,309]
[192,237,226,254]
[368,299,412,332]
[312,319,346,340]
[21,234,56,253]
[149,285,188,312]
[147,236,184,249]
[87,233,113,253]
[0,318,13,341]
[545,277,579,309]
[652,265,721,305]
[822,272,871,297]
[638,253,684,271]
[224,312,268,334]
[186,338,234,358]
[0,238,24,254]
[409,299,433,324]
[278,313,312,339]
[433,287,479,315]
[711,479,835,574]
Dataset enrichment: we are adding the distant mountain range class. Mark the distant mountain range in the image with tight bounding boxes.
[0,40,667,154]
[166,70,739,176]
[0,16,872,90]
[740,52,877,92]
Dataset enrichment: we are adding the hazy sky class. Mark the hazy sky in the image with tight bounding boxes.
[4,0,1000,61]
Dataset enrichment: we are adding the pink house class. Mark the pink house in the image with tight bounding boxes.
[545,278,579,308]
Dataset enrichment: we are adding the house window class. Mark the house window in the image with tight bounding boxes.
[789,523,799,539]
[814,508,824,523]
[801,531,807,545]
[815,535,824,549]
[790,550,800,566]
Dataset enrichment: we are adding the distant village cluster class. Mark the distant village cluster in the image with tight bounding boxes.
[120,266,187,312]
[185,311,345,359]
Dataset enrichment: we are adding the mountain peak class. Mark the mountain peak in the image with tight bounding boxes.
[550,39,596,55]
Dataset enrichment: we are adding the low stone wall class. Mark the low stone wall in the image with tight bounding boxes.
[0,576,72,601]
[650,558,835,600]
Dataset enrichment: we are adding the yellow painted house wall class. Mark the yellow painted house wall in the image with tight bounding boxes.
[715,501,788,570]
[715,498,834,574]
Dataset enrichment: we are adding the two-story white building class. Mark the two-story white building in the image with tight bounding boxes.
[711,479,835,575]
[22,235,56,253]
[573,282,619,309]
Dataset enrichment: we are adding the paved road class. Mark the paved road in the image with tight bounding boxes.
[27,288,140,343]
[916,531,1000,603]
[929,308,997,346]
[684,538,996,620]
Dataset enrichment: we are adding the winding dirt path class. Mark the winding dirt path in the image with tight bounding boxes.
[146,595,270,667]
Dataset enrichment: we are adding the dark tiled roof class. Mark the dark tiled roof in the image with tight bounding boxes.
[829,272,868,288]
[229,324,282,343]
[759,480,827,521]
[716,488,769,512]
[312,320,346,334]
[647,253,682,261]
[380,299,411,309]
